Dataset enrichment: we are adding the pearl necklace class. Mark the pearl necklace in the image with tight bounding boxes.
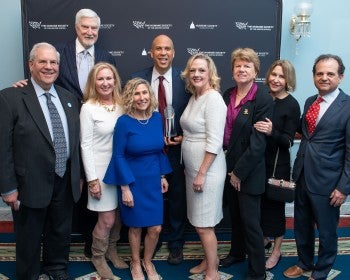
[130,113,150,125]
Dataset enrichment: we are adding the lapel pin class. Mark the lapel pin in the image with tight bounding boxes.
[67,103,72,108]
[243,109,248,115]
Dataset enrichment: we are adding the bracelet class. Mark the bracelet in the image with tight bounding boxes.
[88,179,99,188]
[161,175,166,179]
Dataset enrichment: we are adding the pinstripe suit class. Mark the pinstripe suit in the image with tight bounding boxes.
[56,40,116,101]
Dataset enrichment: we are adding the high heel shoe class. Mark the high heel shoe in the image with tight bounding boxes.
[264,241,272,252]
[141,260,162,280]
[204,271,220,280]
[265,254,282,270]
[130,261,145,280]
[189,260,207,274]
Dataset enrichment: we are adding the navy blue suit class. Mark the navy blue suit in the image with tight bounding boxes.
[293,89,350,279]
[56,40,116,101]
[131,66,190,249]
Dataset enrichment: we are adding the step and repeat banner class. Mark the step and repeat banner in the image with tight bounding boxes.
[21,0,282,92]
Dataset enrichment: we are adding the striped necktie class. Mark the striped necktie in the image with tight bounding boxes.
[78,50,90,93]
[158,76,167,131]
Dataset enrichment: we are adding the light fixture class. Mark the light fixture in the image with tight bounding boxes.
[290,1,313,42]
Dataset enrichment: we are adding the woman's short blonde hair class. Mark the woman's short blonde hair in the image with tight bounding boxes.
[265,60,296,92]
[83,62,122,104]
[230,47,260,74]
[181,53,221,94]
[122,78,158,116]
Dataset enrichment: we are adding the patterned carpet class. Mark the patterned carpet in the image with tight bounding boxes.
[0,237,349,279]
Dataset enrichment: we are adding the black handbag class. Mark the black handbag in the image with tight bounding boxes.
[266,142,295,203]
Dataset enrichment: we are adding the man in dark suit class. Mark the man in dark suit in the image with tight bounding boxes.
[284,54,350,280]
[132,34,190,264]
[13,8,118,258]
[0,43,80,280]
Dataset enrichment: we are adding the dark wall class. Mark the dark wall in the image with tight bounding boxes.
[21,0,282,92]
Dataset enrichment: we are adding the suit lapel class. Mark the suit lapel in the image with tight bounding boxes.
[315,91,346,134]
[22,84,53,146]
[227,100,255,153]
[172,67,182,110]
[66,41,80,89]
[55,87,74,152]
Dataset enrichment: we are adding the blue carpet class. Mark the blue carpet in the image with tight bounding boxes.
[1,228,349,279]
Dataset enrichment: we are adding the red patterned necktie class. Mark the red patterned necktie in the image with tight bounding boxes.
[158,76,167,128]
[305,97,323,135]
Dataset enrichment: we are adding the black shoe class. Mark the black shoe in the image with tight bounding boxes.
[167,247,184,265]
[48,270,71,280]
[83,240,92,258]
[219,255,245,267]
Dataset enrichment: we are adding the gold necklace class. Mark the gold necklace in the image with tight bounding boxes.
[100,103,116,112]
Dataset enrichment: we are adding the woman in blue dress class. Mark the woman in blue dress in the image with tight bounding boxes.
[104,78,172,280]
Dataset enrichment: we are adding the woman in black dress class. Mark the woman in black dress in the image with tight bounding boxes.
[254,60,301,270]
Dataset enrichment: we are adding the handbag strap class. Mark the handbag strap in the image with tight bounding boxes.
[271,141,294,182]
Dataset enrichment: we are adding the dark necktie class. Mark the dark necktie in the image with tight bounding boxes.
[305,96,323,135]
[45,92,67,177]
[158,76,167,129]
[78,50,89,92]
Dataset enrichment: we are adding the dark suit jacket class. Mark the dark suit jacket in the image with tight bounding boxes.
[131,66,191,160]
[224,86,273,195]
[0,82,81,208]
[56,40,116,101]
[293,89,350,196]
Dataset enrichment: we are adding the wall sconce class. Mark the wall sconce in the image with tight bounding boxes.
[290,1,313,41]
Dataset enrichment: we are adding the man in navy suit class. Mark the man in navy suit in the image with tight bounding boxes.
[284,54,350,280]
[132,34,191,264]
[0,42,81,280]
[55,8,116,101]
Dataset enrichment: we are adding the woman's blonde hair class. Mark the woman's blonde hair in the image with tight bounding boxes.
[181,53,221,94]
[122,78,158,116]
[83,62,122,104]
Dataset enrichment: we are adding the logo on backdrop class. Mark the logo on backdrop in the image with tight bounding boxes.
[234,21,274,31]
[187,48,225,57]
[132,21,172,30]
[189,21,218,30]
[28,21,68,30]
[100,24,116,30]
[109,50,125,57]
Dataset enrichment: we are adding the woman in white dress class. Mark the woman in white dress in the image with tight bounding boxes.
[80,62,127,279]
[180,53,227,280]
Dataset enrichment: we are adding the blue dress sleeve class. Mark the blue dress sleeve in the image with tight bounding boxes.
[104,116,135,185]
[159,151,172,175]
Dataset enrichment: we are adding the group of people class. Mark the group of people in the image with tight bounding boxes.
[0,8,349,280]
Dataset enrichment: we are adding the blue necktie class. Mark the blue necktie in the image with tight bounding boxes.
[45,92,67,177]
[78,50,89,92]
